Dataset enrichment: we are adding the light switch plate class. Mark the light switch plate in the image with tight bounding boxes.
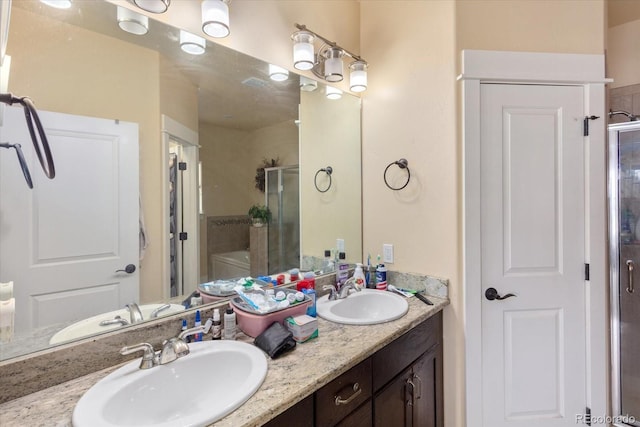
[383,244,394,264]
[337,238,345,253]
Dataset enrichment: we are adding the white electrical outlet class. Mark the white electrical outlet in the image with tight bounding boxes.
[383,244,394,263]
[336,238,345,253]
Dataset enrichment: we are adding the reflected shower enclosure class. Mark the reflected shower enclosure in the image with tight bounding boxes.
[265,166,300,274]
[608,121,640,427]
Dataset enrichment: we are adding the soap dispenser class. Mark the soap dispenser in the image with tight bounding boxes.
[353,263,366,288]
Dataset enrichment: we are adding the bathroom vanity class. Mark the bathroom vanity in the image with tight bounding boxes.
[0,296,447,426]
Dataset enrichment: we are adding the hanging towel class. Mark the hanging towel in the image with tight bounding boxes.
[0,281,13,301]
[0,298,15,343]
[139,195,148,261]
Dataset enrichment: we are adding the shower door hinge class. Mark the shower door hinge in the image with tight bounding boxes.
[179,232,188,241]
[178,162,187,171]
[585,263,590,281]
[583,115,600,136]
[585,406,591,426]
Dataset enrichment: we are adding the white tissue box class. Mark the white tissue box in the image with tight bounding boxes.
[285,315,318,343]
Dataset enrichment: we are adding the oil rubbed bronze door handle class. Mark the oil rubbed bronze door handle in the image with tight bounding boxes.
[485,287,516,301]
[626,260,635,294]
[334,383,362,406]
[116,264,136,274]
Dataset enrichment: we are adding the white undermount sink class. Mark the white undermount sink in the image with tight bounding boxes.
[49,304,185,345]
[316,289,409,325]
[72,340,268,427]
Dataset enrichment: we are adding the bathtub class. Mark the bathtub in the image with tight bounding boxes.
[210,250,250,280]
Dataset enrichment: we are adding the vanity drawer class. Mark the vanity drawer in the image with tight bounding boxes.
[372,311,442,391]
[315,358,372,427]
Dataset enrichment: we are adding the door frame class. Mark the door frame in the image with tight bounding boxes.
[460,50,609,426]
[161,115,199,300]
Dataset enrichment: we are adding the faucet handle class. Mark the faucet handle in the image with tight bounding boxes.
[120,343,157,369]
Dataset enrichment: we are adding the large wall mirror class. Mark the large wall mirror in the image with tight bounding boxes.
[0,0,362,361]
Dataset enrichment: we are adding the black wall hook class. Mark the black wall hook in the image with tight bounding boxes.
[384,158,411,190]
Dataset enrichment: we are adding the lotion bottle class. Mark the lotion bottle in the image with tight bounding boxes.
[212,308,222,340]
[223,307,236,340]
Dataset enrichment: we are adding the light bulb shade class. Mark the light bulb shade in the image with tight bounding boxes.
[117,7,149,36]
[180,30,206,55]
[324,48,344,83]
[40,0,72,9]
[269,64,289,82]
[326,86,343,100]
[292,31,314,71]
[133,0,170,14]
[349,61,368,92]
[202,0,230,38]
[299,76,318,92]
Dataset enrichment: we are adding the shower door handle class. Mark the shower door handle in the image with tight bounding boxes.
[626,260,635,294]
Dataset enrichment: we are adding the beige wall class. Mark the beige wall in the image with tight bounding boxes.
[300,89,362,263]
[607,0,640,89]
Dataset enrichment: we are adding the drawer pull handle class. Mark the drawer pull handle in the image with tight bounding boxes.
[335,383,362,406]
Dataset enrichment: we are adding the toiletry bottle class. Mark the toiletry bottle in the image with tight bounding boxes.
[302,288,317,317]
[190,291,202,308]
[181,318,189,343]
[194,310,203,342]
[322,250,334,273]
[223,307,236,340]
[336,252,349,287]
[212,309,221,340]
[353,263,366,288]
[376,263,388,291]
[303,271,316,289]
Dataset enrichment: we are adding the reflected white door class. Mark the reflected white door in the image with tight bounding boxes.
[0,107,139,332]
[480,84,587,426]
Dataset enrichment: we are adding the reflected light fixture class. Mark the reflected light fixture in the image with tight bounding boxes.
[180,30,206,55]
[202,0,230,38]
[268,64,289,82]
[326,86,342,100]
[291,23,368,92]
[40,0,72,9]
[117,7,149,36]
[132,0,170,14]
[299,76,318,92]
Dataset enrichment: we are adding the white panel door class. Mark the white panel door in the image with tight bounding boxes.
[0,107,139,332]
[480,84,586,426]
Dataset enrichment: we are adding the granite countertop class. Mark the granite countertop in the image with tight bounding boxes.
[0,295,448,427]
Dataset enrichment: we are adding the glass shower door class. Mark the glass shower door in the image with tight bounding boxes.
[609,122,640,427]
[265,166,300,274]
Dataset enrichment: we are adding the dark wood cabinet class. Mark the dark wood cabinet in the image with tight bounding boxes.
[263,312,443,427]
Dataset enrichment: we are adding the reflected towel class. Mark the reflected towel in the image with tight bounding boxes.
[0,281,13,301]
[0,298,15,343]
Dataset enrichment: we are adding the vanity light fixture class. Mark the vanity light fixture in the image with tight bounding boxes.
[326,86,342,100]
[40,0,72,9]
[117,7,149,36]
[291,24,368,92]
[202,0,230,38]
[180,30,206,55]
[132,0,170,14]
[268,64,289,82]
[299,76,318,92]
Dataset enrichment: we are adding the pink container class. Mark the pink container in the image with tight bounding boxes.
[231,298,312,338]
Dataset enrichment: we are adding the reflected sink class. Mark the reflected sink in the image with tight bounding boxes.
[316,289,409,325]
[73,340,268,427]
[49,304,185,345]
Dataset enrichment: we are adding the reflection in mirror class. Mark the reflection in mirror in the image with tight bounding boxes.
[0,1,361,361]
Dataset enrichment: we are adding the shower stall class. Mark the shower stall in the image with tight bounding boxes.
[609,120,640,427]
[265,165,300,274]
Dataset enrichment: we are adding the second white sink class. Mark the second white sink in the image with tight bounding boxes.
[316,289,409,325]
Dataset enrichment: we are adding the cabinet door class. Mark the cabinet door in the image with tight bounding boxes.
[336,400,372,427]
[412,347,443,427]
[373,366,413,427]
[262,395,313,427]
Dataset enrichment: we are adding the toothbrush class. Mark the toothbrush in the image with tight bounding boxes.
[388,284,414,298]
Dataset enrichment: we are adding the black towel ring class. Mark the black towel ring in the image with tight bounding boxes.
[314,166,333,193]
[383,158,410,191]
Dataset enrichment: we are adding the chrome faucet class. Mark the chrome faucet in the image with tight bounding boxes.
[126,302,144,323]
[150,304,171,318]
[99,315,129,327]
[119,326,205,370]
[158,326,205,365]
[323,277,362,300]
